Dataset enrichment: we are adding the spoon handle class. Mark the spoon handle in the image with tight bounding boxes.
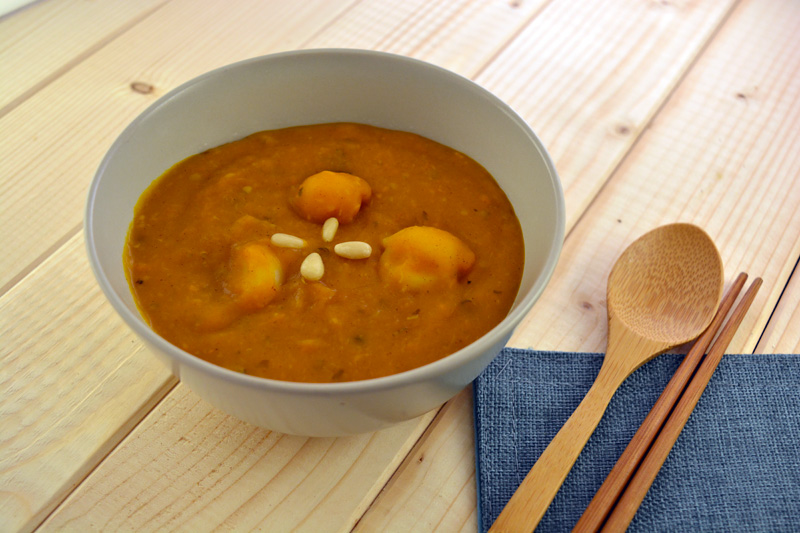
[489,349,644,532]
[573,273,748,533]
[601,277,762,532]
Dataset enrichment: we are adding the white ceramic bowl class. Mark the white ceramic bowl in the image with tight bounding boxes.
[85,49,564,436]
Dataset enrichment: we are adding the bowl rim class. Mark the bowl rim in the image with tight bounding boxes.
[85,48,565,397]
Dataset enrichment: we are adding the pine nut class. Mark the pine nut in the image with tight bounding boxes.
[271,233,306,249]
[322,217,339,242]
[300,252,324,281]
[334,241,372,259]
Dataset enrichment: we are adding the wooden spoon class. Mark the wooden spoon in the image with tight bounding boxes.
[490,223,724,532]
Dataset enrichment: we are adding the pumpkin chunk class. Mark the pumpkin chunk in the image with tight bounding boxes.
[292,171,372,224]
[380,226,475,291]
[226,241,283,311]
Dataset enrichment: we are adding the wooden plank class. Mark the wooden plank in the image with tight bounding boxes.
[354,388,478,532]
[0,0,38,20]
[510,0,800,353]
[0,234,176,533]
[0,0,170,113]
[475,0,738,230]
[303,0,549,76]
[39,384,435,532]
[0,0,358,295]
[757,262,800,353]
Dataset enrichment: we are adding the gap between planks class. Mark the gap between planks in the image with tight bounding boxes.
[0,222,81,297]
[561,0,743,242]
[350,396,459,531]
[35,377,182,531]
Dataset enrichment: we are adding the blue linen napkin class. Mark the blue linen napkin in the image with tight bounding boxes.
[474,349,800,532]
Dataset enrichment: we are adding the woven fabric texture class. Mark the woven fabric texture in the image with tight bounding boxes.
[474,349,800,532]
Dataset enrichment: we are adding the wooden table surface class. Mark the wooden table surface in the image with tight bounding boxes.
[2,0,799,531]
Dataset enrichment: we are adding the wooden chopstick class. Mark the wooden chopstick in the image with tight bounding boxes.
[599,275,762,531]
[573,273,747,532]
[573,273,761,532]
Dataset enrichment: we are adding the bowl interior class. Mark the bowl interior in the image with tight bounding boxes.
[86,49,564,382]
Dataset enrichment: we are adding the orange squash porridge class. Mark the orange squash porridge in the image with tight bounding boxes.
[124,123,524,382]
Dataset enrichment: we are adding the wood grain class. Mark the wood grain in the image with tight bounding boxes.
[354,389,478,532]
[40,384,435,532]
[0,0,169,113]
[303,0,549,77]
[757,263,800,353]
[474,0,739,230]
[511,0,800,353]
[0,235,176,532]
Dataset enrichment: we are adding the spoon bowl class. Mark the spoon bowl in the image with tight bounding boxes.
[490,223,724,531]
[609,222,724,346]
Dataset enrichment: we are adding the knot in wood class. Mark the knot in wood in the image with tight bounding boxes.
[130,81,155,95]
[614,123,632,136]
